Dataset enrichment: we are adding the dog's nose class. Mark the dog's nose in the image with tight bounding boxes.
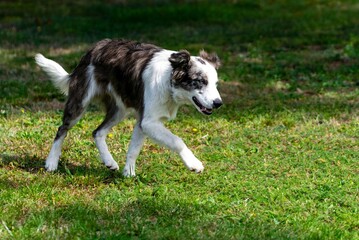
[213,98,223,109]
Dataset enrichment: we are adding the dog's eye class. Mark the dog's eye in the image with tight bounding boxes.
[186,79,202,90]
[192,79,206,89]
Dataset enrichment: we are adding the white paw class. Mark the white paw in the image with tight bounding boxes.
[45,159,58,172]
[185,158,204,173]
[123,164,136,177]
[180,148,204,173]
[104,159,119,171]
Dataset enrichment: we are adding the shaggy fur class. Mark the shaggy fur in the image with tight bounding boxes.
[35,39,222,177]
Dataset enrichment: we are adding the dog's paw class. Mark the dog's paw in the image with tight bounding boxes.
[123,164,136,177]
[104,160,119,171]
[186,158,204,173]
[180,148,204,173]
[45,160,58,172]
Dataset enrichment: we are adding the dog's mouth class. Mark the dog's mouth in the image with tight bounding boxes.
[192,97,213,115]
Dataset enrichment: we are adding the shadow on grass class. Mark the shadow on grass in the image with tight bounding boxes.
[18,196,298,239]
[0,153,123,183]
[0,154,44,173]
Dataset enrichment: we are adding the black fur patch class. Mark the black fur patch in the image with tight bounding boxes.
[94,39,161,112]
[70,39,162,115]
[169,50,191,70]
[175,74,208,91]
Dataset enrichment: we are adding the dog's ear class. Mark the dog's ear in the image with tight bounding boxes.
[169,50,191,69]
[199,50,221,69]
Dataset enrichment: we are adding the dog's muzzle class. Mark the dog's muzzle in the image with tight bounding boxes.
[192,97,223,115]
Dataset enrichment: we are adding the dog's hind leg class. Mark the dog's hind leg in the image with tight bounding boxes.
[123,121,146,177]
[46,95,88,171]
[93,95,126,170]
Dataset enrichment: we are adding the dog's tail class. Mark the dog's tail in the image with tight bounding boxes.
[35,53,70,95]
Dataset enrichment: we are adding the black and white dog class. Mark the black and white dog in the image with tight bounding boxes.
[35,39,222,177]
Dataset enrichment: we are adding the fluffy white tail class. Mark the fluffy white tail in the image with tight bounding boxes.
[35,53,69,95]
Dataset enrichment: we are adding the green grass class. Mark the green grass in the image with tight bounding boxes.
[0,0,358,239]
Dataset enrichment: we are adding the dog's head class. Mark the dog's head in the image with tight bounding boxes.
[169,50,222,115]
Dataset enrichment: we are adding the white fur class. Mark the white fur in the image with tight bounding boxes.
[35,54,69,95]
[83,64,99,106]
[123,123,146,176]
[93,111,123,170]
[45,135,65,171]
[45,115,82,171]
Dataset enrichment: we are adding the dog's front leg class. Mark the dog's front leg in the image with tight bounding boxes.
[123,122,146,177]
[141,119,204,173]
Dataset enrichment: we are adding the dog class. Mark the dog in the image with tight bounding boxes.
[35,39,222,177]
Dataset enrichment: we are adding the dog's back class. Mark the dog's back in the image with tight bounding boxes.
[86,39,162,110]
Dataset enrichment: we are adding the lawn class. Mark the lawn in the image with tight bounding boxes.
[0,0,358,239]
